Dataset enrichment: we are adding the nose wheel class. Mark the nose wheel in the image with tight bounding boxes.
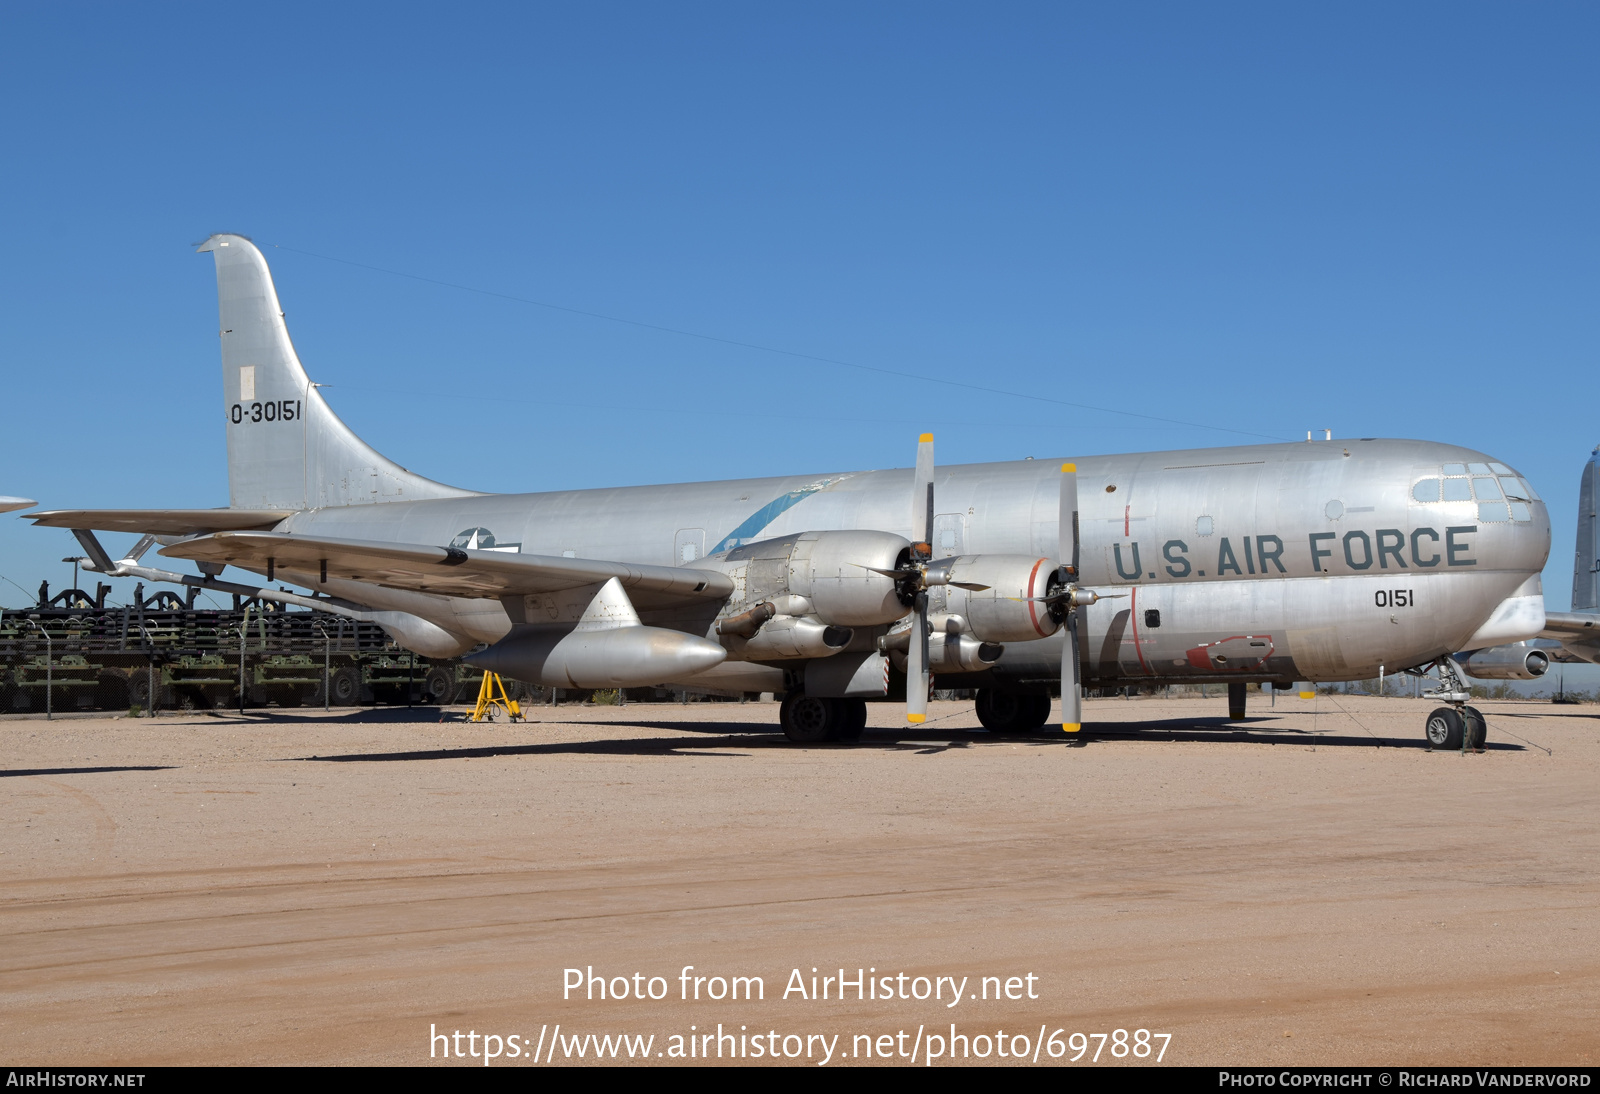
[1419,658,1486,753]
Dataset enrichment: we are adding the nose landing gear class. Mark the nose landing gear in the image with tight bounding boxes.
[1417,658,1487,753]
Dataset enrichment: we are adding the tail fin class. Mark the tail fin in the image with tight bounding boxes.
[198,234,479,510]
[1575,445,1600,611]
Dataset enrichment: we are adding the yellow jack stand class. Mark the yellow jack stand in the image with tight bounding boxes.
[470,672,524,722]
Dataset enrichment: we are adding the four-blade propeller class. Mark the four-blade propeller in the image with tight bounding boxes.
[882,437,1115,731]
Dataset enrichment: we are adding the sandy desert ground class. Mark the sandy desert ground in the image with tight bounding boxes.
[2,692,1595,1067]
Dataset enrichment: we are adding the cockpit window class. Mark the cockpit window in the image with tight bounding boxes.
[1519,477,1541,502]
[1416,464,1536,521]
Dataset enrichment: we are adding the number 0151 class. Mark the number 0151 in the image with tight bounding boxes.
[1375,589,1412,608]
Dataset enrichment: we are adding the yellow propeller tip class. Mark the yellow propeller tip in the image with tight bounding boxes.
[1062,723,1081,733]
[1061,462,1076,473]
[919,433,933,443]
[907,713,927,723]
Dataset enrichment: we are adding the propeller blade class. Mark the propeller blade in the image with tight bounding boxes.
[913,433,935,550]
[1060,461,1082,734]
[1059,461,1079,578]
[906,591,929,723]
[1062,609,1082,733]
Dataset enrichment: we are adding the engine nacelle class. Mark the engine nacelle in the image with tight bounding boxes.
[931,632,1003,672]
[927,555,1061,643]
[1460,644,1550,680]
[702,530,911,627]
[880,628,1003,672]
[726,614,853,660]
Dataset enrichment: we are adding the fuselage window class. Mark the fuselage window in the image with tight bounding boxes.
[1143,609,1161,628]
[1478,501,1510,522]
[1412,479,1440,503]
[1441,463,1468,476]
[1471,476,1501,500]
[1441,477,1472,502]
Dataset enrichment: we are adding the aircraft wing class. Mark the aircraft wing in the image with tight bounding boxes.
[156,530,735,603]
[1540,610,1600,665]
[29,509,296,535]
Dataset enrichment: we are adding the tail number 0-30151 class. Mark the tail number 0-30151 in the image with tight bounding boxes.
[230,400,301,424]
[1375,589,1413,608]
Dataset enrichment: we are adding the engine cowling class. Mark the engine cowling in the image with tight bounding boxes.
[1460,644,1550,680]
[701,530,912,627]
[927,555,1061,643]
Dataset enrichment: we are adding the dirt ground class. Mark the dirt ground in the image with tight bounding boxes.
[2,691,1596,1067]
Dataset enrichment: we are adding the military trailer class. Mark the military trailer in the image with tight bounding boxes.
[0,582,483,713]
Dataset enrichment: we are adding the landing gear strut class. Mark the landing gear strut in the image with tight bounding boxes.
[1226,682,1247,721]
[1414,658,1487,753]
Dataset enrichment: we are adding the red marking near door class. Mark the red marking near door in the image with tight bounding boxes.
[1124,504,1130,537]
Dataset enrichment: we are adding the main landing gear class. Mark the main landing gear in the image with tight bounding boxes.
[974,688,1051,735]
[1414,658,1487,753]
[779,694,867,743]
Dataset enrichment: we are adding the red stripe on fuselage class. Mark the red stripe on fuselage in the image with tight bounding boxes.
[1128,586,1151,674]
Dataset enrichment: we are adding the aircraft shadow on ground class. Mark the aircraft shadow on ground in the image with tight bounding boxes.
[287,714,1521,763]
[1,764,176,779]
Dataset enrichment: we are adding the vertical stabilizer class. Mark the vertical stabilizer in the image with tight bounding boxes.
[1575,445,1600,611]
[197,234,479,510]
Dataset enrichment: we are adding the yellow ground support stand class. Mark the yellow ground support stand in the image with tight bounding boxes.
[471,672,524,722]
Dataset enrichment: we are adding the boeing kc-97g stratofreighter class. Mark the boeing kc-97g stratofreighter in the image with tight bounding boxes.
[32,235,1552,744]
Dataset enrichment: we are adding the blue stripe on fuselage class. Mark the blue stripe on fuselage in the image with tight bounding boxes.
[710,484,832,555]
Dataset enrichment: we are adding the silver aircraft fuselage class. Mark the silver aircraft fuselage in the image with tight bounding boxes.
[282,437,1550,687]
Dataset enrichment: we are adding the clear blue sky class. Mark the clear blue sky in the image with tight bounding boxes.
[1,3,1595,658]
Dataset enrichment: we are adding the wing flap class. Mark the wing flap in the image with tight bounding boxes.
[157,531,734,602]
[30,509,295,535]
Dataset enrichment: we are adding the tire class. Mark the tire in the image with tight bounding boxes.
[1462,705,1488,750]
[330,667,362,707]
[834,699,868,742]
[1425,706,1465,750]
[94,672,130,711]
[780,693,837,743]
[424,667,456,704]
[1018,693,1052,733]
[976,688,1049,734]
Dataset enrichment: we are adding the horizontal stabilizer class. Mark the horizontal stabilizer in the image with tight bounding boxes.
[0,497,36,514]
[157,530,735,604]
[1541,609,1600,664]
[30,509,295,535]
[1541,610,1600,638]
